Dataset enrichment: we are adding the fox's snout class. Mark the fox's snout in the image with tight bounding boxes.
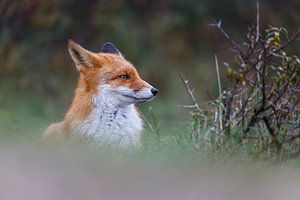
[105,83,158,105]
[151,87,158,96]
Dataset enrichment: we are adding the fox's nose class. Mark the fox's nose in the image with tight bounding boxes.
[151,88,158,96]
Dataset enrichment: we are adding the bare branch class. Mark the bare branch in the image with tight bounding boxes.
[179,73,202,113]
[211,20,247,61]
[255,1,260,43]
[279,30,300,50]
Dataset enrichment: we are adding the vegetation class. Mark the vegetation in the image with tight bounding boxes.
[178,5,300,161]
[1,1,300,165]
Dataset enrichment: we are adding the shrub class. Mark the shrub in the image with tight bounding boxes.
[181,5,300,160]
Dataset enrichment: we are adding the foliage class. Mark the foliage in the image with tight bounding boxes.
[1,1,300,164]
[182,6,300,160]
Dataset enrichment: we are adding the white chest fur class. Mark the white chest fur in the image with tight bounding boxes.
[72,95,143,148]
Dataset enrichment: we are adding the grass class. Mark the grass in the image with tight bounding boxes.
[1,77,300,167]
[2,82,300,200]
[0,88,47,142]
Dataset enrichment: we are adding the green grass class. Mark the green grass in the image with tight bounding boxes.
[1,82,300,168]
[0,90,47,142]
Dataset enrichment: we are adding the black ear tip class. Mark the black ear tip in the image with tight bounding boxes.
[100,42,121,55]
[101,42,116,49]
[103,41,115,46]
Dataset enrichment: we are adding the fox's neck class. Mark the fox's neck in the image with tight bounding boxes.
[65,85,143,146]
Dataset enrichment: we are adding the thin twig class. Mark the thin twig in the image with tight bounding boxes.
[255,1,260,43]
[211,20,247,61]
[262,116,282,154]
[279,30,300,50]
[265,30,300,60]
[215,55,223,133]
[179,73,202,113]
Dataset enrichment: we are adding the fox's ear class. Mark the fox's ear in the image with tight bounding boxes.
[68,39,98,71]
[100,42,123,57]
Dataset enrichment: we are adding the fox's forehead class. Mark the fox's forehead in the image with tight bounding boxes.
[97,53,132,67]
[95,53,139,76]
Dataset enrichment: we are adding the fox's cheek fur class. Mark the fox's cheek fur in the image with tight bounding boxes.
[98,83,155,106]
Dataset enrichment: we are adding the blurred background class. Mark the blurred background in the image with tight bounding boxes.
[0,0,300,140]
[1,1,300,199]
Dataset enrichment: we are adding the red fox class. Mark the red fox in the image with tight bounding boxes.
[42,40,158,147]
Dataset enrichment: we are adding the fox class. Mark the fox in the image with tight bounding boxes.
[42,40,158,148]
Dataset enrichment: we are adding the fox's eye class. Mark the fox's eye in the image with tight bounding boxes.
[119,74,130,80]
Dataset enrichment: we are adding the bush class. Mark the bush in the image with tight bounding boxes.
[181,6,300,161]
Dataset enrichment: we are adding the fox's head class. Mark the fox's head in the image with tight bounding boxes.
[68,40,158,106]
